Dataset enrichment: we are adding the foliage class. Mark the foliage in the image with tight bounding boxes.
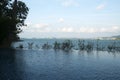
[53,41,61,50]
[0,0,29,47]
[61,40,74,51]
[86,42,94,51]
[78,40,85,50]
[17,44,23,49]
[42,42,52,49]
[28,42,34,49]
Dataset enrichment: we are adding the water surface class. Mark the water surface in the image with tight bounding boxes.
[0,48,120,80]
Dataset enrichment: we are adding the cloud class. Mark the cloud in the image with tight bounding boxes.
[96,4,105,10]
[22,22,120,34]
[60,27,74,32]
[20,23,120,38]
[78,26,120,33]
[56,26,120,33]
[112,26,119,30]
[56,27,74,32]
[34,23,49,29]
[78,27,98,33]
[58,18,64,23]
[61,0,79,7]
[23,23,51,33]
[109,26,120,32]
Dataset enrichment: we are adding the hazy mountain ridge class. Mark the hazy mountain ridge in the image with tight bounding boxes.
[97,35,120,40]
[112,35,120,38]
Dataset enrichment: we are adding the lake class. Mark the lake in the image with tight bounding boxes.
[0,39,120,80]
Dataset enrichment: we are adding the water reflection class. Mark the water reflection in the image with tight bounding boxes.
[0,49,120,80]
[0,49,21,80]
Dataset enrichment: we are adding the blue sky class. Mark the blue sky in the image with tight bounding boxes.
[20,0,120,38]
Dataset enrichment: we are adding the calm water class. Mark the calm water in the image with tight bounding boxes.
[0,39,120,80]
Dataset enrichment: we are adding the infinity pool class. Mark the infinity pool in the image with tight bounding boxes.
[0,49,120,80]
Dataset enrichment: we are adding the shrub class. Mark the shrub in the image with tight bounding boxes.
[28,42,34,49]
[53,41,61,50]
[61,40,74,51]
[86,42,94,51]
[78,40,85,50]
[42,42,52,49]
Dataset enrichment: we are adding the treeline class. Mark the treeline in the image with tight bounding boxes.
[16,40,120,52]
[0,0,29,48]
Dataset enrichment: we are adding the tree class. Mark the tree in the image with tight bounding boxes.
[0,0,29,47]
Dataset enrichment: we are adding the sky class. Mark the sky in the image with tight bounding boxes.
[19,0,120,38]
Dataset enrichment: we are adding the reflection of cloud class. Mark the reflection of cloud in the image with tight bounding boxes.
[61,0,79,7]
[96,4,105,10]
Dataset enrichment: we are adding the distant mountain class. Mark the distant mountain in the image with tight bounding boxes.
[97,35,120,40]
[112,35,120,38]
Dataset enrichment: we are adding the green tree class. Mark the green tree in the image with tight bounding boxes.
[0,0,29,48]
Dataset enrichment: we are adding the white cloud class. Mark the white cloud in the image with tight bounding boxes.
[34,23,49,29]
[109,26,120,32]
[112,26,119,30]
[61,0,79,7]
[20,24,120,38]
[100,28,106,32]
[78,26,120,33]
[55,26,120,33]
[96,4,105,10]
[98,26,119,33]
[61,27,74,32]
[58,18,64,23]
[79,27,98,33]
[22,23,120,34]
[23,23,51,33]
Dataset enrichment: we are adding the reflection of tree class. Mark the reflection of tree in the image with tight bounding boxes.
[0,49,29,80]
[0,0,29,48]
[0,49,21,80]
